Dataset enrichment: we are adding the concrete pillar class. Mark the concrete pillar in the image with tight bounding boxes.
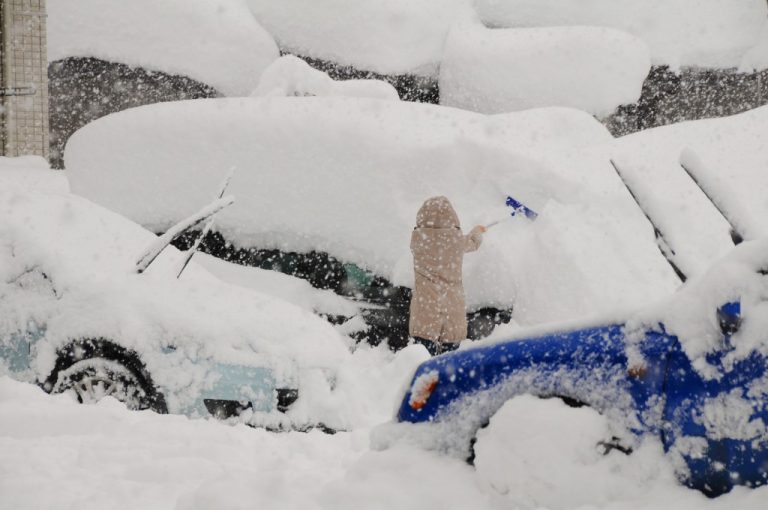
[0,0,49,160]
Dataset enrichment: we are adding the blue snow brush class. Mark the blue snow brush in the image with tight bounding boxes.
[485,196,538,228]
[506,195,538,220]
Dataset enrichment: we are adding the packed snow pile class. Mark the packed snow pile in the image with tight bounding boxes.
[612,105,768,279]
[252,55,399,100]
[475,0,768,69]
[47,0,279,96]
[440,24,650,116]
[245,0,475,76]
[65,97,680,326]
[473,396,678,510]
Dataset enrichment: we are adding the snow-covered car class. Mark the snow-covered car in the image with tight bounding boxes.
[63,97,684,348]
[0,183,352,430]
[394,240,768,496]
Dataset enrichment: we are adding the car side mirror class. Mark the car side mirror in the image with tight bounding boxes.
[717,301,741,337]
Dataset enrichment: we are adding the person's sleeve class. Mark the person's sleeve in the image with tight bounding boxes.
[464,226,484,253]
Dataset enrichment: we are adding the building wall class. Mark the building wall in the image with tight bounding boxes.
[0,0,49,159]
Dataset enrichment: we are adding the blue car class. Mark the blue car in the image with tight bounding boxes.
[396,242,768,497]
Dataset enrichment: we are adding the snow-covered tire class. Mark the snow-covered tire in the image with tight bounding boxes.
[45,338,167,413]
[53,358,153,410]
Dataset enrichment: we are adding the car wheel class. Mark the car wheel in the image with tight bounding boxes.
[52,358,155,411]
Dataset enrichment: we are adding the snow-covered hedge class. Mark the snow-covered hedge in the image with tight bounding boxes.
[48,0,279,96]
[440,24,650,116]
[475,0,768,69]
[65,97,680,326]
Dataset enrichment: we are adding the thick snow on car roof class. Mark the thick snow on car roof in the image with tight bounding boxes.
[48,0,279,96]
[440,24,650,116]
[65,97,681,326]
[0,167,351,377]
[475,0,767,70]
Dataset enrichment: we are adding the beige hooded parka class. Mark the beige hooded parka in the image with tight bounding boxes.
[408,196,484,345]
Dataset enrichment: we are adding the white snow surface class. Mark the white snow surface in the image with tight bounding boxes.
[5,376,768,510]
[741,21,768,72]
[245,0,476,76]
[252,55,399,100]
[48,0,279,96]
[440,23,650,116]
[65,97,680,326]
[475,0,768,69]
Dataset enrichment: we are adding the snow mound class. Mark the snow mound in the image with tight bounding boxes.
[474,395,677,509]
[48,0,279,96]
[252,55,399,100]
[245,0,475,76]
[475,0,768,69]
[440,24,650,116]
[0,156,68,193]
[65,97,680,325]
[612,105,768,278]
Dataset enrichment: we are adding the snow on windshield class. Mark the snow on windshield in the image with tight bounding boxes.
[48,0,279,96]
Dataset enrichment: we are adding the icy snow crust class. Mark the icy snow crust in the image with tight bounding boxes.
[65,97,681,326]
[476,0,768,69]
[440,24,650,116]
[48,0,279,96]
[0,170,355,422]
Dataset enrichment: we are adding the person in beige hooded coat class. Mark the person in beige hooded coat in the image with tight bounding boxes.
[409,196,485,355]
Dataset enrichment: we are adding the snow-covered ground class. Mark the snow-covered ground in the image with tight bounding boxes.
[4,372,768,510]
